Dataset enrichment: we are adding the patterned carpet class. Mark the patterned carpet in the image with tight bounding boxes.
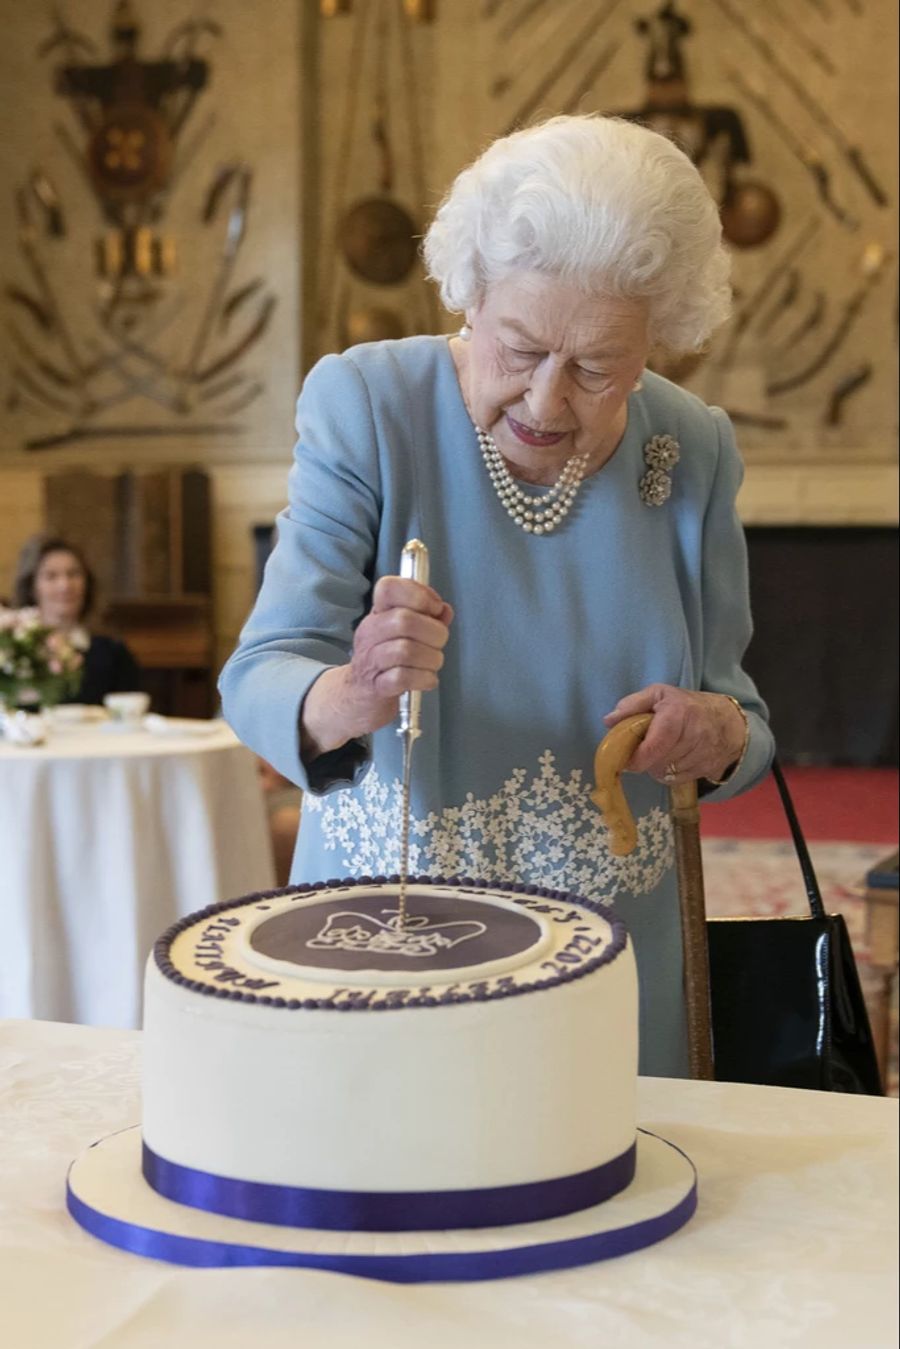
[701,836,898,1096]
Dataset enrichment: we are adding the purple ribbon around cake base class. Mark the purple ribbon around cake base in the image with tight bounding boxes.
[141,1139,637,1231]
[66,1176,697,1282]
[66,1130,698,1281]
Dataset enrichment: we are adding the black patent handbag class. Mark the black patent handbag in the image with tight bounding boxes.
[706,759,884,1095]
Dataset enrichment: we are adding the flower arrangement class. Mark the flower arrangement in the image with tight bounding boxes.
[0,607,88,709]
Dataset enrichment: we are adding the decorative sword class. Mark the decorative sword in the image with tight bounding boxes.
[726,66,859,231]
[396,539,430,929]
[713,0,889,208]
[767,242,888,397]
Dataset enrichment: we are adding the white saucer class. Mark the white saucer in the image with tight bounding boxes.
[143,715,222,737]
[48,704,108,726]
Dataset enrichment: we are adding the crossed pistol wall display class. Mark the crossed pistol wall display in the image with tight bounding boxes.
[2,1,278,452]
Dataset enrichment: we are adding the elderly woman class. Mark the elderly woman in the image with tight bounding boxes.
[220,115,774,1076]
[12,535,141,705]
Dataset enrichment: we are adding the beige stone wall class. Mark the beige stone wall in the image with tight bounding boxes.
[0,0,302,464]
[0,473,44,600]
[315,0,899,487]
[0,460,292,678]
[207,464,292,676]
[0,0,305,670]
[2,1,896,678]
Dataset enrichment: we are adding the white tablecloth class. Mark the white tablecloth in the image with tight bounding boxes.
[0,721,275,1028]
[0,1019,896,1349]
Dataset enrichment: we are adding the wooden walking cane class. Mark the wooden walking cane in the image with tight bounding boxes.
[590,714,715,1080]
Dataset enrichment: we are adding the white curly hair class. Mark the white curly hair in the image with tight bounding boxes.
[423,114,731,354]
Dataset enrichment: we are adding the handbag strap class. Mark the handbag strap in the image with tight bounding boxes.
[770,758,826,920]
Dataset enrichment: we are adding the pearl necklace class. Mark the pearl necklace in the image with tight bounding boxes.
[475,427,590,534]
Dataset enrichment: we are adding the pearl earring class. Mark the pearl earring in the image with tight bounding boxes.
[458,322,472,341]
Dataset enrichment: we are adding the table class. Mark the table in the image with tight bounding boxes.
[1,1019,896,1349]
[0,720,275,1028]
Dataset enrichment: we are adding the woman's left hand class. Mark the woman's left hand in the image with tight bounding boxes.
[603,684,747,785]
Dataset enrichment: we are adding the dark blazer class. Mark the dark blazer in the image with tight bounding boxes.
[67,634,142,706]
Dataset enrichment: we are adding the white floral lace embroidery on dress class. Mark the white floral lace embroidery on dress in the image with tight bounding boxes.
[304,749,674,902]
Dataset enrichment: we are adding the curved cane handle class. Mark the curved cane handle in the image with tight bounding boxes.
[590,714,653,855]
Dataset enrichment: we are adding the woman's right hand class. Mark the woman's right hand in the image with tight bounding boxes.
[300,576,453,761]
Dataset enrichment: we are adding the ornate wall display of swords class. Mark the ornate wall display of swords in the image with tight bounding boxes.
[319,0,437,356]
[614,3,782,252]
[3,2,277,452]
[704,0,892,434]
[479,0,895,444]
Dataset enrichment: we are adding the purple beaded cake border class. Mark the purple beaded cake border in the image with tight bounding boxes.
[153,875,629,1012]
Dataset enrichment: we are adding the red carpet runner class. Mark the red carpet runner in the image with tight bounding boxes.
[701,766,898,843]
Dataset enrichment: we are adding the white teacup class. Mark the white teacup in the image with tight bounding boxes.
[103,691,150,724]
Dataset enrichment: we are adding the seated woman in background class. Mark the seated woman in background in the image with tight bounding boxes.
[12,535,142,706]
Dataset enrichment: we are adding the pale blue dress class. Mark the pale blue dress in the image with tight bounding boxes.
[219,336,774,1076]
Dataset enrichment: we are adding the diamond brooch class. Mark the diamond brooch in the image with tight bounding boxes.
[638,434,680,506]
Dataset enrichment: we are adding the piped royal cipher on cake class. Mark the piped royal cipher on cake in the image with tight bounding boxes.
[67,875,698,1281]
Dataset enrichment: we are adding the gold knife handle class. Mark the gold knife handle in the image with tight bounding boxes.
[398,540,430,737]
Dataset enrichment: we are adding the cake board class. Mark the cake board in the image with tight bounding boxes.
[67,1125,697,1282]
[67,876,699,1282]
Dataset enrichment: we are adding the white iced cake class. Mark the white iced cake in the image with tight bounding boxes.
[142,875,639,1225]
